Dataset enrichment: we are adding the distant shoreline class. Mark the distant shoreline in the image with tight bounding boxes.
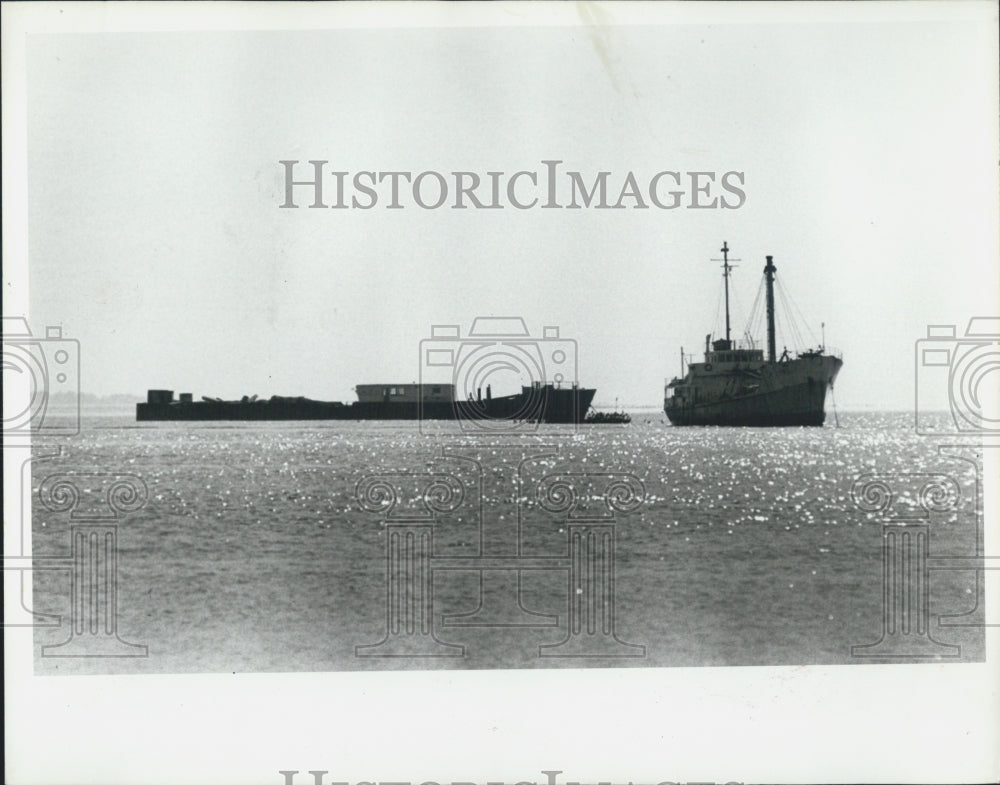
[43,393,927,416]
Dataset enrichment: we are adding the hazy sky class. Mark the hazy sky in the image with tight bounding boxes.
[20,7,1000,408]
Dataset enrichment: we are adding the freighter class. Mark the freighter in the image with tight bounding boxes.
[664,242,843,426]
[136,381,595,424]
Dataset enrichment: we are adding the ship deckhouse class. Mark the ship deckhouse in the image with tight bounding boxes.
[703,338,764,367]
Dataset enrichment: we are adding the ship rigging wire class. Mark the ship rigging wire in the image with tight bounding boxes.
[777,276,819,348]
[738,265,820,356]
[709,251,825,357]
[713,269,748,345]
[712,282,725,340]
[745,277,767,348]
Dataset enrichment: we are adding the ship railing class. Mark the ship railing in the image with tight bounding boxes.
[797,345,842,360]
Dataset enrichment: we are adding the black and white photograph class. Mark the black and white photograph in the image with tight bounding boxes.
[4,2,998,784]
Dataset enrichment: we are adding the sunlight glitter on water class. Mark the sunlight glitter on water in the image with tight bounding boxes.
[30,411,985,673]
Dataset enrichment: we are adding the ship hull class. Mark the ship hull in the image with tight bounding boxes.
[137,386,595,423]
[665,355,842,427]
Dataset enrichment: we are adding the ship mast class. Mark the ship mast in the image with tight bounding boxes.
[713,241,739,349]
[764,254,777,363]
[723,242,732,345]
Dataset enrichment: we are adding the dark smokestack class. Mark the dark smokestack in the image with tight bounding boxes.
[764,255,777,363]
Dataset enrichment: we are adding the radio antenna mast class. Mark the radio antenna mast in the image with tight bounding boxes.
[712,241,741,347]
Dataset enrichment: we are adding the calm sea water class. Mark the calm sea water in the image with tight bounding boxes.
[29,411,985,673]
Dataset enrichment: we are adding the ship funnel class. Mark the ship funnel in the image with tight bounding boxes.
[764,255,777,362]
